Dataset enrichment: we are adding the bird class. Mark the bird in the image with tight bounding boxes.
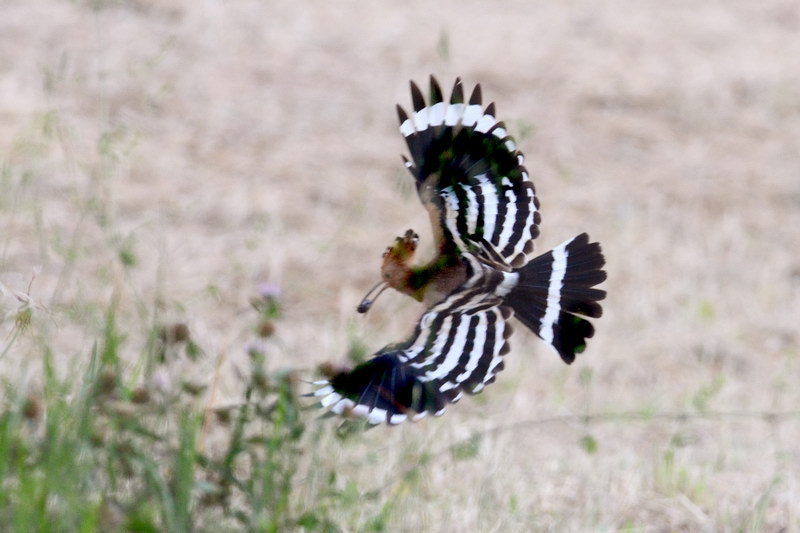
[310,76,607,425]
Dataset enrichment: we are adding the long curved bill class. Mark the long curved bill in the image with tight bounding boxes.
[357,280,389,314]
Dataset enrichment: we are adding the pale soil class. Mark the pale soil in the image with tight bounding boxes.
[2,1,800,531]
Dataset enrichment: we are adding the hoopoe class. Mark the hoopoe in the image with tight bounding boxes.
[311,77,607,425]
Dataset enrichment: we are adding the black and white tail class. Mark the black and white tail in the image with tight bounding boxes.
[504,232,606,364]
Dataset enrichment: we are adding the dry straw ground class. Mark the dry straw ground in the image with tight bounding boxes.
[2,1,800,531]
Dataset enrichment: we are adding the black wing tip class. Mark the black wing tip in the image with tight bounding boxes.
[326,353,448,423]
[404,75,496,109]
[396,104,409,124]
[450,78,464,104]
[410,81,426,111]
[469,84,482,105]
[429,75,443,104]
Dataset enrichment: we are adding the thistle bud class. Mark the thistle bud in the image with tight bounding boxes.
[159,322,191,345]
[22,394,41,421]
[130,386,150,404]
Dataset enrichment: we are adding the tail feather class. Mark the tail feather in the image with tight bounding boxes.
[505,232,607,364]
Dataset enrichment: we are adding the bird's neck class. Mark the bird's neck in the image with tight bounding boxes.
[405,252,466,304]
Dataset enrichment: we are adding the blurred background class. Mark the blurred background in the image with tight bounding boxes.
[2,1,799,530]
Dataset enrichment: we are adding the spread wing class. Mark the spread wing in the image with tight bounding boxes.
[310,281,514,425]
[398,76,541,268]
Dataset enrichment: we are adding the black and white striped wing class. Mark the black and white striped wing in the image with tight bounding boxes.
[398,76,541,268]
[310,286,513,425]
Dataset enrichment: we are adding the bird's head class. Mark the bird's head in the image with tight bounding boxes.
[357,229,419,313]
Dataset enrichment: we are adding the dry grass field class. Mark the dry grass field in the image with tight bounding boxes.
[2,1,800,531]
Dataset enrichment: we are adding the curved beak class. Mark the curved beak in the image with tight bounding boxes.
[357,280,389,314]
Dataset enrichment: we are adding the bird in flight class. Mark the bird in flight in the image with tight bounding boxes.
[311,77,606,425]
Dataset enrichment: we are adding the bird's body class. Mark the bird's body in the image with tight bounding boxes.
[312,77,607,425]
